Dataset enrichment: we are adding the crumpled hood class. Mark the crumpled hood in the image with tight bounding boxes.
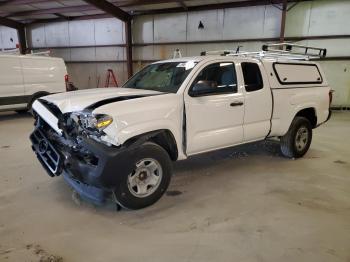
[42,88,162,113]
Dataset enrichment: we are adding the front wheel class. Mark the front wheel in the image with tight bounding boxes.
[280,116,313,158]
[114,142,172,210]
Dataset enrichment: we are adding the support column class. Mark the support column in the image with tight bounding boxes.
[17,26,27,54]
[125,19,133,78]
[279,0,288,43]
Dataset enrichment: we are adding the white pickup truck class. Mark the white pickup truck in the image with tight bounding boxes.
[30,44,332,210]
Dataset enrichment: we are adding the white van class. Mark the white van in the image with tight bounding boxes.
[0,53,68,113]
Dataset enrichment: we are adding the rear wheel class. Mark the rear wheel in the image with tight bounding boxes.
[114,142,172,210]
[280,116,312,158]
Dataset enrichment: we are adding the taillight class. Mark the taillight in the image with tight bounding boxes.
[329,90,334,107]
[64,74,69,83]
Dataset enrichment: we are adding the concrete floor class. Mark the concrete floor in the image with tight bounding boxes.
[0,111,349,262]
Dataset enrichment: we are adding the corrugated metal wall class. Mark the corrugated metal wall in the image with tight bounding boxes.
[0,0,349,106]
[284,0,350,106]
[26,18,127,89]
[0,26,18,50]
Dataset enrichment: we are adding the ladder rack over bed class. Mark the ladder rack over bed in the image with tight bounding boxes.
[200,43,327,61]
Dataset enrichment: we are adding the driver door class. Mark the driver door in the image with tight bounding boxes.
[184,61,244,155]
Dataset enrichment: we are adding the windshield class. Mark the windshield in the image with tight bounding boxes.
[124,61,197,93]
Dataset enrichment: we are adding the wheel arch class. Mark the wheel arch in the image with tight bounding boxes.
[295,107,317,128]
[123,129,179,161]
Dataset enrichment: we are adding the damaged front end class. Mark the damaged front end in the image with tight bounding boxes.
[30,100,134,204]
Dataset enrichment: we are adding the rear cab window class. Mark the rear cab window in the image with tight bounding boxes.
[241,62,263,92]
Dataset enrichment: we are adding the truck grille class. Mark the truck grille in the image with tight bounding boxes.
[30,128,61,176]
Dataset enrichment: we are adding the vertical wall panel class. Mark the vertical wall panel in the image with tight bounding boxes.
[133,45,154,61]
[319,60,350,106]
[69,20,95,46]
[49,48,71,61]
[45,22,69,47]
[308,0,350,36]
[95,46,125,61]
[66,63,97,89]
[153,44,187,60]
[263,5,281,38]
[27,24,46,48]
[223,6,266,39]
[0,26,18,49]
[154,13,187,43]
[285,1,312,37]
[187,10,224,41]
[132,15,154,44]
[94,18,124,45]
[70,47,96,61]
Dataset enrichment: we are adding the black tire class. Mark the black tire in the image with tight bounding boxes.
[16,96,38,115]
[15,109,28,114]
[27,98,35,115]
[280,116,312,158]
[114,142,172,210]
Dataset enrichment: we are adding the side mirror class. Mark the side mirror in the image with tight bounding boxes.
[190,80,217,96]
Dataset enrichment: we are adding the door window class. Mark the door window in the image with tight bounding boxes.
[189,62,237,96]
[241,62,263,92]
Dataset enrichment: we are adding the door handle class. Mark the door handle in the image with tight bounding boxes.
[230,101,244,107]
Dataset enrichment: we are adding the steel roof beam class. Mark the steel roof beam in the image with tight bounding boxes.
[82,0,131,22]
[0,16,24,29]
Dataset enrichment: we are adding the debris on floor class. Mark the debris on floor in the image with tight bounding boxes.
[27,244,63,262]
[334,160,347,164]
[166,190,183,196]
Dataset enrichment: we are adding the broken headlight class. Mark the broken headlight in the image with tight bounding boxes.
[74,112,113,133]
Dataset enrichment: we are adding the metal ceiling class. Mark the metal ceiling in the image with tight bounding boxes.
[0,0,302,24]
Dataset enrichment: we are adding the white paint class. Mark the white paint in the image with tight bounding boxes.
[35,55,331,161]
[0,54,67,111]
[32,100,62,135]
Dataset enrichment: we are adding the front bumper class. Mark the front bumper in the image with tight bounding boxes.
[30,126,135,204]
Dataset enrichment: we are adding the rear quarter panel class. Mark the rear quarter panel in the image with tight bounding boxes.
[263,61,330,137]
